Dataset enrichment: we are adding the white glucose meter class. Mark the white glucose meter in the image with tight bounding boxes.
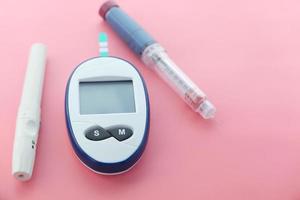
[65,56,150,174]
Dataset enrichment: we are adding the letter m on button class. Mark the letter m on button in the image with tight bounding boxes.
[118,129,126,135]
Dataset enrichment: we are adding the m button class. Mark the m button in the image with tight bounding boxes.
[108,127,133,141]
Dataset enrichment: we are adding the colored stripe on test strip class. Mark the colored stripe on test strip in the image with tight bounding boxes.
[98,32,109,57]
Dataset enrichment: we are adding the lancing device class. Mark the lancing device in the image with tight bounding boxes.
[12,44,47,181]
[99,1,216,119]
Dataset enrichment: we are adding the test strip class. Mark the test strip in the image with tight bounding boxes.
[99,32,109,57]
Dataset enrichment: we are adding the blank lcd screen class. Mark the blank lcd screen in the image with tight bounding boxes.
[79,81,135,114]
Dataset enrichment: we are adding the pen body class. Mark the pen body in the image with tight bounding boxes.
[12,43,47,181]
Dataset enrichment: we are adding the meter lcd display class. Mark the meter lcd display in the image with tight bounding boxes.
[79,81,136,114]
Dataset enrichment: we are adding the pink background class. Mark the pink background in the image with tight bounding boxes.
[1,0,300,199]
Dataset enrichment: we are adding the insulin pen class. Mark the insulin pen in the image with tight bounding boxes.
[12,44,47,181]
[99,1,216,119]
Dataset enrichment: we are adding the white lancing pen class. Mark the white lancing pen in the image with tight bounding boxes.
[12,43,47,181]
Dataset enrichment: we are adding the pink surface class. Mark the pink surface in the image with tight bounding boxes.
[1,0,300,199]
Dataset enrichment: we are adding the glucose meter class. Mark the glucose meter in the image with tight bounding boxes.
[65,56,150,174]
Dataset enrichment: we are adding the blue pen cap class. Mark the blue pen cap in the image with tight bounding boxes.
[99,1,156,56]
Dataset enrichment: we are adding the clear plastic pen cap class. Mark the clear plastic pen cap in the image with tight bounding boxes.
[142,44,216,118]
